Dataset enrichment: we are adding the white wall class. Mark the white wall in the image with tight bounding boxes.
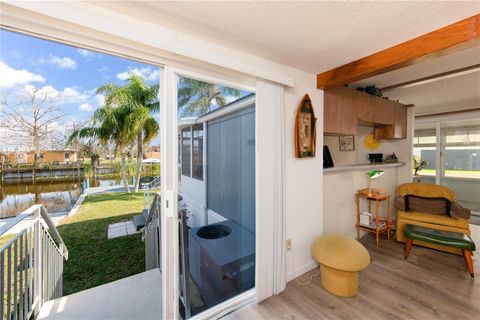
[179,176,206,228]
[323,166,400,237]
[323,135,356,166]
[284,74,324,281]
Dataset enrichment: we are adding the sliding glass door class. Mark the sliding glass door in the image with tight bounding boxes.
[157,69,258,319]
[177,75,256,318]
[439,120,480,212]
[414,117,480,214]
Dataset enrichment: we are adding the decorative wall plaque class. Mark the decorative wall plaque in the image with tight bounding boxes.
[294,94,317,158]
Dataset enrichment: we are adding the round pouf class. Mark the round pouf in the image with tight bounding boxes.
[311,234,370,297]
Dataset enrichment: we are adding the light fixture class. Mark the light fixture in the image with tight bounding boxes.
[366,170,384,196]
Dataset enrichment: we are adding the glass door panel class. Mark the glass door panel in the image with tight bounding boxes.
[439,119,480,212]
[413,124,437,183]
[176,75,256,318]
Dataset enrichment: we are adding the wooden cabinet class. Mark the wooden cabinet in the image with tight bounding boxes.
[324,86,407,138]
[374,104,408,140]
[324,87,358,135]
[357,92,394,125]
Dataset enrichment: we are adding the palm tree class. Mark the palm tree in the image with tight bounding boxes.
[178,77,241,116]
[68,106,136,193]
[96,75,159,192]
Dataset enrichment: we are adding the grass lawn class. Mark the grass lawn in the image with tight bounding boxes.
[415,169,480,178]
[57,192,145,295]
[0,234,14,247]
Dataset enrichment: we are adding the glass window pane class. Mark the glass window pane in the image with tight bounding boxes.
[440,120,480,212]
[413,127,436,177]
[181,127,191,177]
[192,124,203,180]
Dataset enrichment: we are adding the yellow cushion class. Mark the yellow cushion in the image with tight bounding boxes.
[311,235,370,272]
[397,183,455,201]
[397,210,469,229]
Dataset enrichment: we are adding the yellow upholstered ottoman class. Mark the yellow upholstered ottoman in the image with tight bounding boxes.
[311,235,370,297]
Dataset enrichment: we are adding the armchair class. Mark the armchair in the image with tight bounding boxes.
[395,183,471,255]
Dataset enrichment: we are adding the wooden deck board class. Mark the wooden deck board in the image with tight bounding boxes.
[225,236,480,320]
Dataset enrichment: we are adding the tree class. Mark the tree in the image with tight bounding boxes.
[96,75,159,192]
[68,106,136,193]
[0,86,66,176]
[178,77,241,116]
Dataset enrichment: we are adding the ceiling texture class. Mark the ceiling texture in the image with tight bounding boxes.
[95,1,480,115]
[95,1,480,74]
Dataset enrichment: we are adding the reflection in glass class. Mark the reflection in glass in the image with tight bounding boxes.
[177,77,255,318]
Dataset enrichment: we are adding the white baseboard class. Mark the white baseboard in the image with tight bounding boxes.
[286,261,318,282]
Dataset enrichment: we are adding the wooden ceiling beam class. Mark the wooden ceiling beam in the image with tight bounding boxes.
[317,14,480,89]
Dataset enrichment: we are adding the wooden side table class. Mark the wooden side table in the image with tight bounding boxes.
[356,188,390,247]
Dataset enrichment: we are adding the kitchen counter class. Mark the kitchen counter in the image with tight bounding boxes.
[324,162,405,173]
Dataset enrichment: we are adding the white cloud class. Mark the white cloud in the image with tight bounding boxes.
[79,103,94,112]
[47,55,77,69]
[0,60,46,88]
[116,67,159,81]
[77,49,97,59]
[94,93,105,107]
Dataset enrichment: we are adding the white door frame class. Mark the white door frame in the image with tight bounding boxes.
[162,66,286,319]
[160,66,180,320]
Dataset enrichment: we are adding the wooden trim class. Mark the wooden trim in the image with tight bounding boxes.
[415,108,480,119]
[317,15,480,89]
[381,64,480,91]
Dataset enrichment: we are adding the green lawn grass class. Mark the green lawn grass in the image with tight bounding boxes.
[417,169,480,178]
[57,192,145,295]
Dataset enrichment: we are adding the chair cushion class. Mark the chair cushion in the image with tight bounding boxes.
[404,195,450,216]
[311,235,370,272]
[397,210,469,229]
[404,224,475,251]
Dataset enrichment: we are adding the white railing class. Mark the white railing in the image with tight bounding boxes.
[143,192,161,271]
[1,205,68,320]
[142,177,161,211]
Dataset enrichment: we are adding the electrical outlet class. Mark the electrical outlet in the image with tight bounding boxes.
[286,238,292,251]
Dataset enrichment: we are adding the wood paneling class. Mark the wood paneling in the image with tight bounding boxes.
[374,104,408,140]
[324,87,358,135]
[225,236,480,320]
[324,86,406,136]
[317,14,480,89]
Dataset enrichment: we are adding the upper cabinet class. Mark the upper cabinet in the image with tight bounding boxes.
[374,103,408,139]
[323,86,408,139]
[324,87,358,135]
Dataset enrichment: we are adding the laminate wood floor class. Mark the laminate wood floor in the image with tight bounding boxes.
[224,234,480,320]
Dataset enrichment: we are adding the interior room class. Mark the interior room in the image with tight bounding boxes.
[1,2,479,320]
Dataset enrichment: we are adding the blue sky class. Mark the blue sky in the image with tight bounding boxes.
[0,29,160,147]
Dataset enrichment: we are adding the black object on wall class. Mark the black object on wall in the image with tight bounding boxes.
[323,146,334,168]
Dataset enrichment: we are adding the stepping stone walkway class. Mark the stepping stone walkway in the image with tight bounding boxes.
[108,221,140,239]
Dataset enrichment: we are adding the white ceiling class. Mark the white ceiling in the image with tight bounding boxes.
[94,1,480,74]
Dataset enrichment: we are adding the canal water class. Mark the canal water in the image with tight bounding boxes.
[0,177,121,219]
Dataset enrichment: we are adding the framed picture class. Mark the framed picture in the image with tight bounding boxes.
[294,94,317,158]
[339,135,355,151]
